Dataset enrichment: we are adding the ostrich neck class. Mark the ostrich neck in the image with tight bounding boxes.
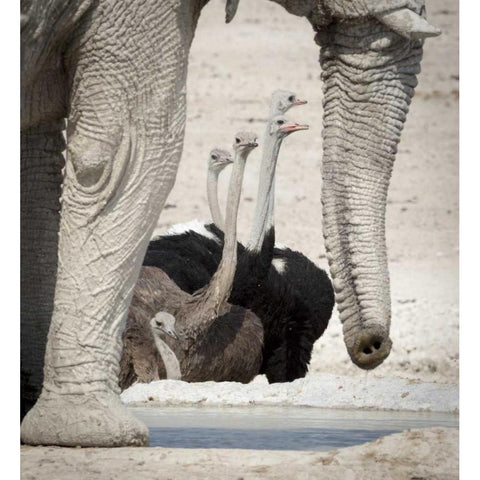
[152,335,182,380]
[207,169,224,229]
[204,148,248,313]
[247,131,282,251]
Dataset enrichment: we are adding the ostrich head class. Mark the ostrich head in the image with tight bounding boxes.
[268,115,309,137]
[208,148,233,173]
[233,131,259,153]
[150,312,178,340]
[270,90,307,116]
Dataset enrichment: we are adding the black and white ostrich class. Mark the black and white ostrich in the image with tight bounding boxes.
[246,94,334,342]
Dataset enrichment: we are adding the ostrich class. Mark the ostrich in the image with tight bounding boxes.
[224,116,325,382]
[257,99,334,341]
[144,148,234,294]
[119,131,263,388]
[254,135,335,341]
[206,148,233,229]
[149,312,181,380]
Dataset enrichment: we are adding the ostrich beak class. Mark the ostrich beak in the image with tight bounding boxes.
[280,123,309,132]
[293,99,308,106]
[163,325,178,340]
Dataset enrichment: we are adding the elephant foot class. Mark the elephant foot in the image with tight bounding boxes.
[20,390,149,447]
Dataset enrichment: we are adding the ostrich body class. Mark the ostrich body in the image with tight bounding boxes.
[272,247,334,340]
[250,92,335,342]
[119,132,263,389]
[262,93,335,342]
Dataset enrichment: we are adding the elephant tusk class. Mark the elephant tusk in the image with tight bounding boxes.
[225,0,240,23]
[375,8,441,40]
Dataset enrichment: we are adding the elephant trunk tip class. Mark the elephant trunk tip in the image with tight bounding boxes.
[347,326,392,370]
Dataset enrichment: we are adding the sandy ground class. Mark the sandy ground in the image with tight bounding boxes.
[21,0,459,478]
[21,427,458,480]
[122,375,458,412]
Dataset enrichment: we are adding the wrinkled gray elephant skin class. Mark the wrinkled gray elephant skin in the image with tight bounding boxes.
[20,0,439,446]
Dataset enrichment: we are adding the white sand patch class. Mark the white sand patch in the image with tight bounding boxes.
[121,373,458,413]
[21,427,459,480]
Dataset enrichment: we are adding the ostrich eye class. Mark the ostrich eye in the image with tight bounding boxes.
[211,154,218,160]
[288,95,295,102]
[235,137,241,144]
[277,119,285,125]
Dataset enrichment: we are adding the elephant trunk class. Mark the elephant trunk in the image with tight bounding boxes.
[318,20,423,369]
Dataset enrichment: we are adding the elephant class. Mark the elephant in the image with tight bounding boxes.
[20,0,440,447]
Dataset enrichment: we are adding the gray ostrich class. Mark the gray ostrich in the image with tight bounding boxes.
[149,312,182,380]
[206,148,233,229]
[119,131,263,388]
[150,147,232,241]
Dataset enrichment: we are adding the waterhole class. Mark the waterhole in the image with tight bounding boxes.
[129,405,458,451]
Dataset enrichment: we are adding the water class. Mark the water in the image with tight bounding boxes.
[129,405,458,451]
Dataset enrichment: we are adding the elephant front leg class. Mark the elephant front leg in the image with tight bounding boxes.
[21,9,189,445]
[21,118,185,447]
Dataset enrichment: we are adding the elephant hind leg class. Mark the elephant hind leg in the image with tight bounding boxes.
[21,121,65,419]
